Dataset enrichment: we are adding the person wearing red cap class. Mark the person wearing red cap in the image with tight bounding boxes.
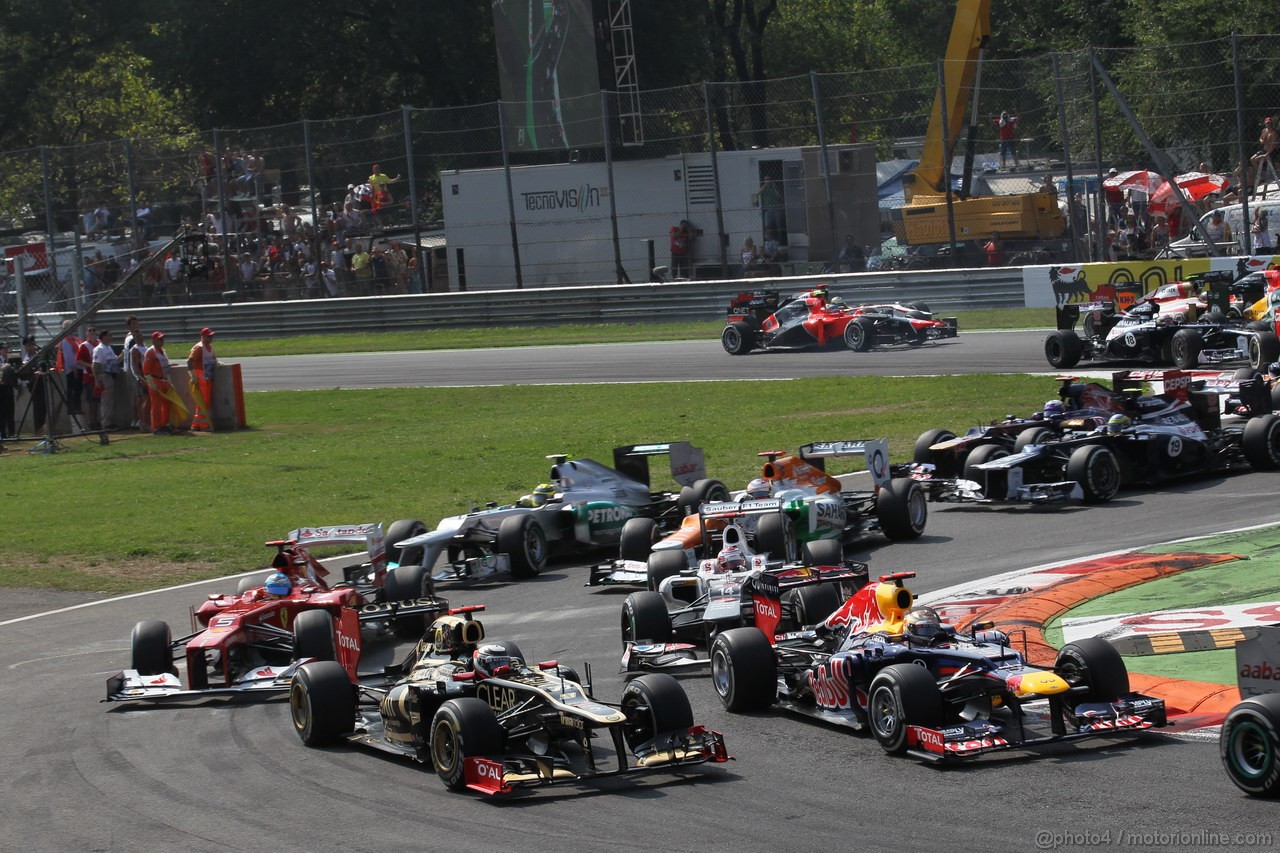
[142,331,174,433]
[186,328,217,431]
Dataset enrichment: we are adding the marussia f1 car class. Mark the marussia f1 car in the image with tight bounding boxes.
[707,571,1167,761]
[591,440,925,590]
[388,442,728,584]
[911,369,1280,505]
[721,287,957,355]
[288,605,730,796]
[615,521,868,674]
[106,524,449,703]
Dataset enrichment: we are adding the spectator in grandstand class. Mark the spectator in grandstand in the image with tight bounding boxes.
[1251,117,1278,191]
[994,111,1019,171]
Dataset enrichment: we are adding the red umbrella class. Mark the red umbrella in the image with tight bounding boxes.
[1148,172,1229,213]
[1102,169,1164,195]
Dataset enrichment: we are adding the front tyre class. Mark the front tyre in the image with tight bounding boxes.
[385,518,428,567]
[289,660,356,746]
[621,590,673,644]
[1170,328,1204,369]
[722,322,757,355]
[709,627,777,712]
[875,479,927,540]
[1249,332,1280,371]
[619,517,659,562]
[1220,694,1280,797]
[646,549,688,592]
[1055,637,1129,702]
[866,664,944,755]
[756,512,798,561]
[497,514,547,578]
[383,564,435,638]
[431,698,505,791]
[620,673,694,749]
[1242,414,1280,470]
[678,478,731,515]
[131,620,174,675]
[1065,444,1122,503]
[293,609,337,661]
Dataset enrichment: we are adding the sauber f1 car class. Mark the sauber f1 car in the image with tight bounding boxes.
[721,287,957,355]
[105,524,448,703]
[288,605,729,796]
[591,440,924,590]
[388,442,727,584]
[708,571,1167,761]
[1221,626,1280,797]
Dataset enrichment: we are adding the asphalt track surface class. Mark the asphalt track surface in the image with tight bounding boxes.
[6,336,1279,853]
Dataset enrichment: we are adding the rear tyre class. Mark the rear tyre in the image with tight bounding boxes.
[1243,414,1280,470]
[383,564,434,638]
[1220,694,1280,797]
[709,627,777,712]
[497,514,546,578]
[844,317,876,352]
[786,582,842,628]
[913,428,961,476]
[385,519,428,567]
[1065,444,1122,503]
[293,609,337,661]
[677,478,731,515]
[289,660,356,746]
[621,591,672,644]
[1055,637,1129,702]
[867,664,945,755]
[963,443,1009,483]
[1014,426,1055,453]
[801,537,843,566]
[875,479,927,540]
[721,321,757,355]
[646,549,688,592]
[756,512,797,560]
[431,698,505,791]
[1249,332,1280,371]
[619,517,659,562]
[1045,330,1083,369]
[1171,328,1204,369]
[1234,367,1263,382]
[906,301,931,314]
[131,620,174,675]
[620,673,694,748]
[236,576,258,595]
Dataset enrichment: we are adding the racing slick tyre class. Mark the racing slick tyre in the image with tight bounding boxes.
[721,321,757,355]
[913,428,960,476]
[801,537,844,566]
[867,664,945,756]
[1170,328,1204,369]
[1249,320,1273,332]
[1055,637,1129,702]
[756,512,798,561]
[1234,367,1263,382]
[497,514,547,578]
[843,317,876,352]
[786,582,843,629]
[293,609,338,661]
[646,549,688,592]
[1220,694,1280,797]
[236,575,258,595]
[289,660,356,746]
[1249,332,1280,371]
[1013,426,1055,454]
[678,478,731,515]
[385,518,428,567]
[131,620,175,675]
[1242,414,1280,470]
[963,443,1009,484]
[907,301,931,314]
[384,564,435,638]
[621,673,695,749]
[1065,444,1122,503]
[710,627,777,712]
[875,479,927,541]
[1044,330,1083,369]
[622,591,673,644]
[431,698,506,792]
[619,517,660,563]
[553,664,582,685]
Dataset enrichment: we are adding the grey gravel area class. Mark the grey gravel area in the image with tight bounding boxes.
[0,588,106,623]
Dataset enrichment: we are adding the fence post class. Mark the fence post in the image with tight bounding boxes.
[124,138,141,253]
[601,89,627,283]
[401,106,427,294]
[498,102,522,289]
[704,82,728,278]
[1051,52,1081,263]
[39,147,68,314]
[1233,34,1252,256]
[937,60,958,256]
[1090,48,1106,262]
[303,119,322,282]
[810,70,836,264]
[213,129,233,293]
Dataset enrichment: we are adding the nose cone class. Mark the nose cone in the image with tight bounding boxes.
[1007,671,1070,697]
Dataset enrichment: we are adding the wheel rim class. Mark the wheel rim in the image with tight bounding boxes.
[710,648,732,698]
[849,325,865,348]
[1228,720,1274,780]
[432,718,459,773]
[1047,338,1062,363]
[621,609,635,642]
[289,683,310,734]
[907,487,927,529]
[1091,452,1120,497]
[526,525,546,564]
[724,328,741,351]
[870,686,898,737]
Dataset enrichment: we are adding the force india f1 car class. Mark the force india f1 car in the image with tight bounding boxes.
[721,287,957,355]
[288,605,729,796]
[106,524,449,703]
[707,571,1167,761]
[590,440,925,590]
[911,369,1280,506]
[388,442,728,584]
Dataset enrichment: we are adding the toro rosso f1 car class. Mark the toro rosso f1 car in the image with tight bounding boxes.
[288,605,729,796]
[708,572,1167,761]
[388,442,727,585]
[105,524,448,703]
[722,287,957,355]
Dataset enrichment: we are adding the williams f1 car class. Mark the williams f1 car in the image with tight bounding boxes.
[721,287,957,355]
[288,605,729,796]
[389,442,727,584]
[708,571,1167,761]
[106,524,449,703]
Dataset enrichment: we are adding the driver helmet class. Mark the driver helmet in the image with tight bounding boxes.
[1106,413,1131,434]
[904,606,943,645]
[827,296,847,310]
[263,571,292,597]
[1043,400,1064,417]
[517,483,556,507]
[1268,362,1280,380]
[472,641,523,677]
[715,545,747,574]
[745,477,772,499]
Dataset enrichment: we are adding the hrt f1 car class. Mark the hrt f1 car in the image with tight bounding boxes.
[389,442,727,584]
[105,523,448,703]
[708,571,1167,761]
[288,606,729,796]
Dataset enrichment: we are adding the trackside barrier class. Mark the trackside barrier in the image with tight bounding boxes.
[27,268,1027,342]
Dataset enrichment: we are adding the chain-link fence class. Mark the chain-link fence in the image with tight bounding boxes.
[3,35,1280,341]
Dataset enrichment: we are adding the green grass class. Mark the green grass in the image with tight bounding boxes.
[214,308,1054,357]
[1,374,1048,594]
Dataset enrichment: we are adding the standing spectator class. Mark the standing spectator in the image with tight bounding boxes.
[368,165,401,222]
[186,327,217,431]
[92,329,120,430]
[320,261,339,297]
[1117,214,1148,260]
[758,177,785,238]
[239,253,259,298]
[1040,174,1057,196]
[669,219,694,279]
[302,256,321,299]
[1251,117,1278,191]
[329,241,349,296]
[55,319,85,432]
[1149,215,1171,254]
[1205,209,1232,247]
[122,315,148,430]
[351,242,373,294]
[994,111,1020,171]
[386,241,409,293]
[837,234,866,272]
[162,252,182,304]
[740,236,763,274]
[983,234,1005,266]
[1103,168,1125,226]
[370,247,390,294]
[21,335,49,434]
[1252,208,1273,252]
[0,342,16,439]
[1127,183,1150,230]
[76,328,98,428]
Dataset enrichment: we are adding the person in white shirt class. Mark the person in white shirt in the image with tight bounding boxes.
[92,329,121,430]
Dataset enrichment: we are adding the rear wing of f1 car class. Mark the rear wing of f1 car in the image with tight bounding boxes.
[797,440,892,488]
[282,522,388,578]
[611,442,707,489]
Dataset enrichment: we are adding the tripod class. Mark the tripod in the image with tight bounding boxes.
[14,370,97,454]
